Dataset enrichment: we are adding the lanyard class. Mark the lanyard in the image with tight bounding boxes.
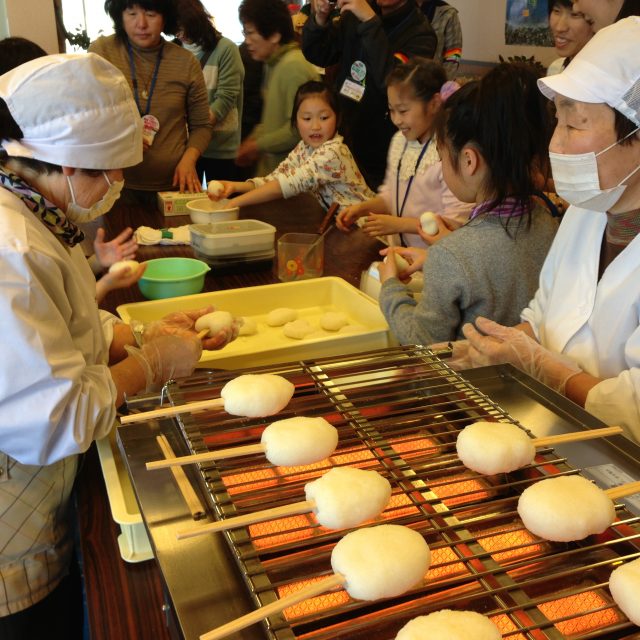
[127,40,163,116]
[396,139,430,218]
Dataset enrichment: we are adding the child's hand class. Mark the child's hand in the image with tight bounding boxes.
[417,214,455,246]
[378,246,424,282]
[362,213,403,237]
[207,180,237,201]
[336,204,362,232]
[94,227,138,269]
[96,262,146,303]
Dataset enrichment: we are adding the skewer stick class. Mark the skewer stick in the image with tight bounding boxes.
[176,499,316,540]
[532,426,623,447]
[119,396,225,425]
[146,442,266,471]
[156,435,205,519]
[200,573,346,640]
[197,328,209,340]
[605,481,640,501]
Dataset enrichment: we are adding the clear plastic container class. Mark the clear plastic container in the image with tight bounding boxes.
[189,219,276,257]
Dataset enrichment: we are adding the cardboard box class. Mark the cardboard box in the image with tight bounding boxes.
[117,277,393,369]
[157,190,209,216]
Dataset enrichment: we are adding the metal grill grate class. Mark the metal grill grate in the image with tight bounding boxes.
[161,346,640,640]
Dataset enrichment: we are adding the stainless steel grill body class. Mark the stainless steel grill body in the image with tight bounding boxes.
[120,346,640,640]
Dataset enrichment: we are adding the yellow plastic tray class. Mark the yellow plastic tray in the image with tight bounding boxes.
[117,277,391,369]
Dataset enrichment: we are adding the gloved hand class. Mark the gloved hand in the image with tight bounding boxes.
[125,334,202,391]
[429,340,473,370]
[462,316,582,394]
[136,306,240,351]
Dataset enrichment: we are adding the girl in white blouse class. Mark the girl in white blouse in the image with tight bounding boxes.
[208,80,374,212]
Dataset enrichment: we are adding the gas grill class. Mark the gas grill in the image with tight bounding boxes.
[118,345,640,640]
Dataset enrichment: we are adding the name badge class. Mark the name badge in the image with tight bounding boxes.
[340,78,365,103]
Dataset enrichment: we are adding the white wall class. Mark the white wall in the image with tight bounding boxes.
[449,0,556,66]
[2,0,59,53]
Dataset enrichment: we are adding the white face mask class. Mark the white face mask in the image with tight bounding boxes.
[182,41,203,57]
[66,172,124,224]
[549,127,640,212]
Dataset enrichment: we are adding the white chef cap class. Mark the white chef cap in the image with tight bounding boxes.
[538,16,640,127]
[0,53,143,169]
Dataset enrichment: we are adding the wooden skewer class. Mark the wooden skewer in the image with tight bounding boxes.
[196,328,209,340]
[119,396,225,425]
[176,499,316,540]
[146,442,266,471]
[532,426,623,448]
[156,435,205,519]
[605,481,640,501]
[199,573,346,640]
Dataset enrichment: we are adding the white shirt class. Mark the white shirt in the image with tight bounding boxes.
[0,187,118,465]
[521,206,640,440]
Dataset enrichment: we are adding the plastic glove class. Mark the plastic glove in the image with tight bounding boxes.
[135,306,240,351]
[429,339,473,370]
[125,334,202,391]
[462,317,582,394]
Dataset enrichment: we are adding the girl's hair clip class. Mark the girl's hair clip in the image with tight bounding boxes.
[440,80,461,102]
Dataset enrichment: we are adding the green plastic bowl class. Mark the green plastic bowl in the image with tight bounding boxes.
[138,257,210,300]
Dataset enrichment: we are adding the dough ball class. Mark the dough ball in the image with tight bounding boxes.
[517,475,616,542]
[609,557,640,625]
[238,317,258,336]
[207,180,224,197]
[395,610,501,640]
[262,416,338,466]
[221,374,294,417]
[305,467,392,529]
[195,311,234,337]
[420,211,438,235]
[320,312,349,332]
[267,307,298,327]
[283,319,314,340]
[384,252,410,273]
[456,421,536,475]
[108,259,139,274]
[331,524,430,601]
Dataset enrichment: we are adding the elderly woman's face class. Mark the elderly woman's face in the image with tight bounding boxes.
[572,0,623,31]
[550,97,640,211]
[123,4,165,48]
[242,23,280,62]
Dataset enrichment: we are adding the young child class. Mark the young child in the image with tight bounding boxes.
[208,80,375,211]
[377,62,559,346]
[336,59,473,248]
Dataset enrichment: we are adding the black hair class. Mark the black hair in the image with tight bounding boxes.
[615,110,640,146]
[175,0,221,50]
[238,0,294,44]
[290,80,340,130]
[547,0,573,15]
[435,62,552,233]
[385,58,447,103]
[104,0,178,40]
[616,0,640,21]
[0,37,47,75]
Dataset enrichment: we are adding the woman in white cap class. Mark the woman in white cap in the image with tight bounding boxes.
[0,53,231,638]
[446,17,640,442]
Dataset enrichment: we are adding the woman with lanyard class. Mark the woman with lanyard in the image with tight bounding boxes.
[336,60,472,248]
[374,62,558,347]
[90,0,212,204]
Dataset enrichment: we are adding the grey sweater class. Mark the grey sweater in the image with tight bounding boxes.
[379,205,558,345]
